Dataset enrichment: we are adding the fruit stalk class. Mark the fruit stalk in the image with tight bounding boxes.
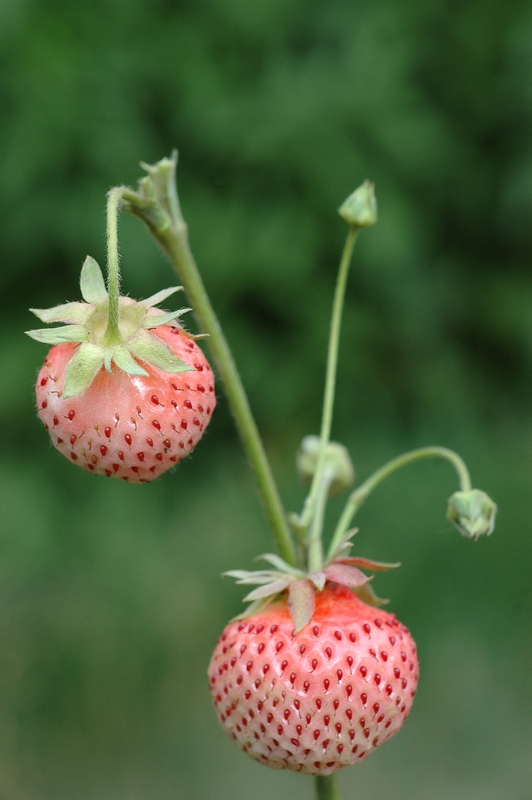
[328,445,473,560]
[315,775,340,800]
[123,156,297,566]
[307,466,335,573]
[103,186,125,346]
[300,226,358,533]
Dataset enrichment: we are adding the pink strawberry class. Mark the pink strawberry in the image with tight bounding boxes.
[27,256,216,482]
[35,326,215,482]
[208,582,418,776]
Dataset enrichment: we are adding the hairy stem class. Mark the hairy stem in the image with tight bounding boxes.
[103,187,125,345]
[328,446,473,560]
[315,774,341,800]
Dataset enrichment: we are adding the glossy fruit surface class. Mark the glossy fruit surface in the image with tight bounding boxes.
[208,583,418,775]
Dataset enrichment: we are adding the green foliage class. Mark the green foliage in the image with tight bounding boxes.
[0,0,531,797]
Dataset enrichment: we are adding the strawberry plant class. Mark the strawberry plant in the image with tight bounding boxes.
[27,153,496,800]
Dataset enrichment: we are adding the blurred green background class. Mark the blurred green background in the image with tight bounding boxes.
[0,0,531,797]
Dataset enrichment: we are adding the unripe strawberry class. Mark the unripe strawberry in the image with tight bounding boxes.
[35,326,215,482]
[27,256,216,481]
[208,583,418,776]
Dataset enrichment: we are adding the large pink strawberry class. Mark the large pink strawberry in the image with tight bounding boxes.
[27,256,215,482]
[208,579,418,776]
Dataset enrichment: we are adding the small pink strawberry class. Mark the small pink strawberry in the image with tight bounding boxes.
[27,256,216,482]
[208,562,418,776]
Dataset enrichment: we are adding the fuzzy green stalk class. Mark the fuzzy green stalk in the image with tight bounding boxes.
[300,227,358,533]
[327,446,472,561]
[123,156,297,567]
[315,774,341,800]
[103,187,126,346]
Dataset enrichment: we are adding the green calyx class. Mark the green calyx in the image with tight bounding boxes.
[226,534,400,633]
[26,255,193,398]
[447,489,497,540]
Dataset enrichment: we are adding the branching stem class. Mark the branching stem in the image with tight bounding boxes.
[328,446,472,561]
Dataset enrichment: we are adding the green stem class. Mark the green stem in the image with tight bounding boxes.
[128,168,296,566]
[307,469,334,573]
[315,774,341,800]
[103,187,125,345]
[328,446,472,561]
[301,227,358,530]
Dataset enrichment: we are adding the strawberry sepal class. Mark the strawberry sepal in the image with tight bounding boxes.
[335,556,401,572]
[225,549,400,630]
[128,329,191,374]
[79,256,108,302]
[27,256,196,398]
[26,325,90,345]
[139,286,183,307]
[288,579,315,632]
[29,302,93,325]
[243,577,293,602]
[63,344,105,399]
[322,562,369,588]
[111,346,150,376]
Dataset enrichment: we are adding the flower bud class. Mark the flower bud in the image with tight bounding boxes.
[338,181,377,229]
[447,489,497,540]
[297,435,355,497]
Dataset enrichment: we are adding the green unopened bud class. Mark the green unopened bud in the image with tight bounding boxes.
[338,181,377,229]
[447,489,497,540]
[297,435,355,497]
